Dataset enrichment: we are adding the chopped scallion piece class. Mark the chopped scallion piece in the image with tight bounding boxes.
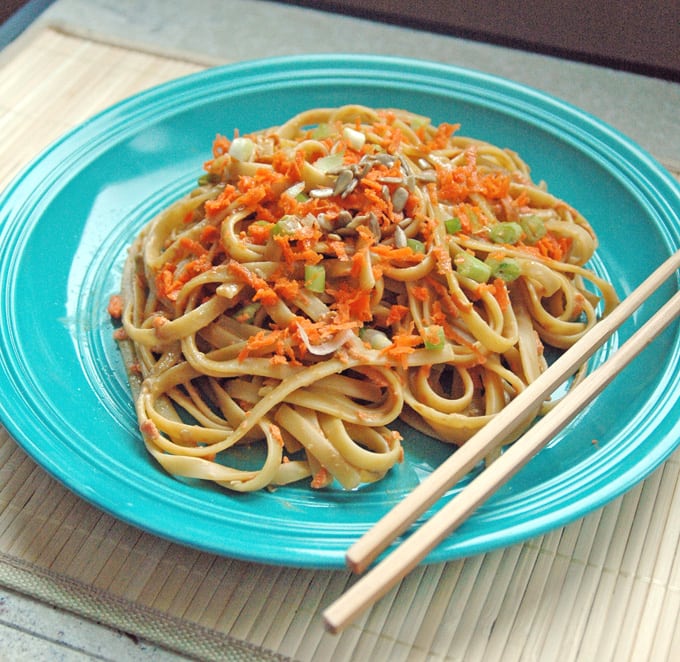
[519,215,547,244]
[304,264,326,293]
[444,217,462,234]
[406,238,426,254]
[456,252,492,283]
[486,256,521,282]
[311,123,330,140]
[423,325,445,350]
[228,137,255,161]
[234,302,260,324]
[359,328,392,349]
[271,215,302,236]
[489,221,523,244]
[197,172,220,186]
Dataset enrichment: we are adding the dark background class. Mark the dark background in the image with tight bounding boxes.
[279,0,680,81]
[2,1,679,81]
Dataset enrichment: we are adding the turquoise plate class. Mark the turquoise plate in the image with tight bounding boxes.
[0,55,679,568]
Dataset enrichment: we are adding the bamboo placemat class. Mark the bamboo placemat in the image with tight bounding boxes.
[1,26,680,662]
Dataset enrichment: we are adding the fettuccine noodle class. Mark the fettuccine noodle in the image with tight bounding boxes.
[111,105,618,492]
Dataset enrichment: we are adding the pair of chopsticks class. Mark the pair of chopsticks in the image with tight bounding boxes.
[324,248,680,634]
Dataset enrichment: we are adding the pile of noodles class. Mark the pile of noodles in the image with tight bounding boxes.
[111,105,618,492]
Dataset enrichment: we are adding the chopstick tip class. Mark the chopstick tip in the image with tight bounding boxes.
[322,606,346,635]
[345,547,369,575]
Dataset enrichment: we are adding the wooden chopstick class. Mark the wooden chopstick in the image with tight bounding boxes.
[323,248,680,634]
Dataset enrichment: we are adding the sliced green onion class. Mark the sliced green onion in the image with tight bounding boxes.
[519,215,547,244]
[311,123,330,140]
[423,325,446,350]
[271,215,302,236]
[456,252,492,283]
[359,327,392,349]
[486,256,521,282]
[228,137,255,161]
[304,264,326,293]
[489,221,523,244]
[406,238,426,254]
[197,172,220,186]
[234,302,260,324]
[444,217,462,234]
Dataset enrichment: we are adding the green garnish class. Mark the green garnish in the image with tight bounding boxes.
[197,172,220,186]
[489,221,523,245]
[444,217,462,234]
[456,252,492,283]
[406,238,426,254]
[519,215,547,244]
[311,123,331,140]
[271,215,302,236]
[486,256,521,282]
[423,325,446,350]
[234,302,260,324]
[304,264,326,293]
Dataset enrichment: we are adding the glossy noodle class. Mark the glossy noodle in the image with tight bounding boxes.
[112,105,618,492]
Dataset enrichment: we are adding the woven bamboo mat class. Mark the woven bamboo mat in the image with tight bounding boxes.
[1,26,680,662]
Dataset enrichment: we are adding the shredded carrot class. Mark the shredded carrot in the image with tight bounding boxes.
[424,122,459,151]
[311,467,332,489]
[179,237,207,256]
[228,260,278,306]
[273,276,301,301]
[327,239,349,261]
[204,184,237,217]
[370,244,426,265]
[200,225,220,243]
[381,331,423,368]
[534,232,572,262]
[410,285,429,302]
[246,222,273,244]
[385,304,409,325]
[492,278,510,311]
[270,424,285,447]
[107,294,123,319]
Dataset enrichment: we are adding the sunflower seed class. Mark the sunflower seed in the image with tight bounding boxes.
[333,169,355,196]
[317,213,334,231]
[309,187,335,198]
[391,186,409,213]
[394,225,407,248]
[285,181,305,198]
[341,177,358,198]
[399,156,413,176]
[337,210,353,226]
[368,213,381,241]
[375,153,395,166]
[416,171,437,183]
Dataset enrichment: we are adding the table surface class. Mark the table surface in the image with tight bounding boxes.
[0,2,679,660]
